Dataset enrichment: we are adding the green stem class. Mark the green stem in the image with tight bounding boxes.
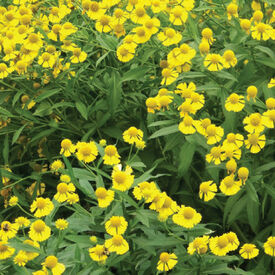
[17,204,35,218]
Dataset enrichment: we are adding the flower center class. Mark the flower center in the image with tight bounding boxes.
[211,147,222,158]
[119,48,129,56]
[100,16,109,26]
[135,7,145,17]
[269,239,275,248]
[248,134,259,145]
[45,256,58,269]
[201,119,211,129]
[0,63,7,72]
[250,114,261,126]
[162,68,171,78]
[0,243,8,252]
[229,93,239,104]
[128,127,138,137]
[114,172,126,184]
[210,55,220,64]
[61,139,72,149]
[166,29,175,38]
[36,198,46,209]
[33,220,45,233]
[217,236,228,248]
[105,145,117,156]
[224,50,234,61]
[57,183,69,193]
[184,116,193,126]
[73,48,81,57]
[227,133,236,143]
[110,217,121,227]
[112,235,123,246]
[52,25,61,34]
[206,125,216,136]
[183,207,194,219]
[136,28,145,37]
[28,33,39,43]
[223,177,234,187]
[159,252,170,263]
[51,7,59,16]
[80,145,92,156]
[95,187,107,199]
[200,182,210,193]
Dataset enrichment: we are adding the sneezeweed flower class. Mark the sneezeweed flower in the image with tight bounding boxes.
[246,85,258,101]
[223,133,244,148]
[263,236,275,256]
[225,93,245,112]
[169,5,188,25]
[96,14,112,33]
[227,2,238,20]
[54,182,75,203]
[60,174,71,183]
[223,50,237,68]
[89,245,108,263]
[133,181,158,203]
[175,82,196,98]
[194,118,212,136]
[268,78,275,88]
[199,181,217,202]
[50,160,64,173]
[172,205,202,229]
[199,41,210,55]
[0,63,13,79]
[135,139,146,150]
[112,165,134,191]
[15,217,30,228]
[132,26,151,44]
[104,235,129,255]
[123,126,143,145]
[14,251,28,266]
[157,252,178,272]
[240,19,251,34]
[158,95,173,111]
[158,28,182,46]
[90,235,97,243]
[226,159,237,174]
[76,141,98,163]
[244,133,266,153]
[238,167,249,185]
[240,243,259,259]
[22,239,40,261]
[206,146,225,165]
[26,182,46,197]
[155,192,179,220]
[55,219,68,230]
[146,97,159,113]
[130,5,149,24]
[251,23,273,40]
[42,255,65,274]
[30,197,54,218]
[204,54,224,71]
[190,92,205,111]
[143,17,160,35]
[60,139,76,157]
[223,145,242,160]
[243,113,268,133]
[8,196,18,206]
[209,235,230,256]
[262,109,275,129]
[201,28,215,46]
[95,187,115,208]
[0,241,15,260]
[24,33,43,51]
[188,236,209,255]
[226,232,240,251]
[66,193,79,204]
[161,68,178,85]
[266,97,275,109]
[103,145,121,165]
[105,216,128,236]
[178,100,196,118]
[220,175,241,196]
[70,48,87,63]
[0,221,19,241]
[29,220,51,242]
[178,115,197,135]
[116,44,135,62]
[99,139,107,147]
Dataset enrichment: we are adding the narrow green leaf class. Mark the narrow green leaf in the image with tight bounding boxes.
[35,89,61,103]
[3,134,9,164]
[76,101,88,120]
[12,124,27,145]
[178,142,195,177]
[149,124,178,139]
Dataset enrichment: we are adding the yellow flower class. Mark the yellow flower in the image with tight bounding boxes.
[146,97,159,113]
[176,82,196,98]
[237,167,249,185]
[243,113,269,133]
[24,33,43,51]
[158,28,182,46]
[226,159,237,174]
[157,252,178,272]
[222,133,244,148]
[143,17,160,35]
[132,26,151,44]
[89,244,108,263]
[55,219,68,230]
[178,115,197,135]
[26,182,46,197]
[0,241,15,260]
[105,235,129,255]
[245,133,266,154]
[50,160,64,173]
[96,15,113,33]
[54,182,76,203]
[90,235,97,243]
[240,19,251,34]
[172,205,202,228]
[209,235,230,256]
[268,78,275,88]
[204,54,224,71]
[223,50,237,68]
[86,1,106,20]
[220,175,241,196]
[264,236,275,256]
[60,138,76,157]
[9,196,18,206]
[15,217,30,228]
[199,181,217,202]
[112,165,134,191]
[67,193,79,204]
[0,63,13,79]
[205,124,224,144]
[130,5,149,24]
[38,52,56,68]
[48,24,62,41]
[227,2,238,20]
[246,85,258,101]
[240,243,259,259]
[14,60,28,75]
[14,251,28,266]
[252,10,263,23]
[161,68,178,85]
[169,5,188,25]
[123,126,143,144]
[117,44,135,62]
[194,118,212,136]
[76,141,98,163]
[155,192,179,220]
[60,22,78,41]
[95,187,115,208]
[199,41,210,55]
[133,181,158,203]
[206,145,225,165]
[0,221,19,241]
[188,236,209,255]
[226,232,239,251]
[70,48,87,63]
[103,145,121,165]
[201,28,215,46]
[251,23,273,40]
[266,97,275,109]
[22,239,40,261]
[29,220,51,242]
[42,255,65,275]
[30,197,54,218]
[223,145,242,160]
[105,216,128,236]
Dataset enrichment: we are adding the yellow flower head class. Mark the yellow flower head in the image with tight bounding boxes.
[188,236,209,255]
[123,126,143,144]
[29,220,51,242]
[158,28,182,46]
[22,239,40,261]
[42,255,65,274]
[172,205,202,228]
[89,244,108,263]
[264,236,275,256]
[206,145,225,165]
[76,141,98,163]
[105,216,128,236]
[240,243,259,259]
[117,44,135,62]
[55,219,68,230]
[179,115,197,135]
[223,50,237,68]
[30,197,54,218]
[204,54,224,71]
[157,252,178,272]
[103,145,121,165]
[15,217,30,228]
[9,196,18,206]
[244,133,266,154]
[133,181,158,203]
[209,234,230,256]
[246,85,258,101]
[0,241,15,260]
[50,160,65,173]
[112,165,134,191]
[54,182,76,203]
[0,221,19,241]
[199,181,217,201]
[225,231,239,251]
[105,235,129,255]
[220,175,241,196]
[60,139,76,157]
[95,187,115,208]
[227,2,238,20]
[14,251,28,267]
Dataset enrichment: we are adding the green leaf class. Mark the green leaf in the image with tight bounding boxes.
[247,196,259,233]
[187,14,200,43]
[246,180,259,204]
[33,102,52,116]
[256,162,275,173]
[121,66,150,82]
[12,124,27,145]
[96,51,109,67]
[255,46,275,61]
[215,71,238,82]
[149,124,178,139]
[0,106,13,117]
[3,134,9,164]
[148,120,176,127]
[35,89,61,103]
[76,101,88,120]
[227,195,247,225]
[256,58,275,69]
[31,128,56,143]
[115,190,139,208]
[264,184,275,199]
[79,179,95,197]
[107,71,122,115]
[96,34,118,51]
[178,142,195,177]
